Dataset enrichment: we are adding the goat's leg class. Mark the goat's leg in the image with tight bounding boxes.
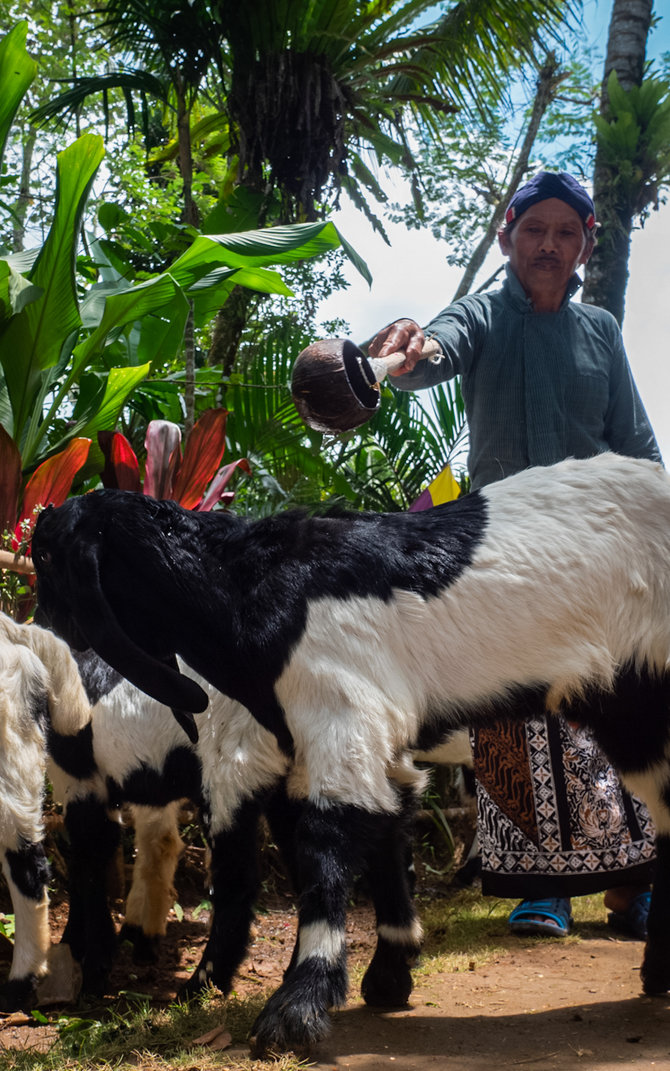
[121,802,184,964]
[61,795,121,996]
[641,833,670,994]
[360,787,422,1007]
[263,780,303,893]
[251,800,369,1057]
[181,796,263,997]
[0,843,50,1010]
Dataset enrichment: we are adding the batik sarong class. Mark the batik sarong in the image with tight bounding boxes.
[473,714,656,898]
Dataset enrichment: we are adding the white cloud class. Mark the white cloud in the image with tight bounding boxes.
[622,201,670,462]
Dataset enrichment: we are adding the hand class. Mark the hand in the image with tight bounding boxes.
[368,318,425,375]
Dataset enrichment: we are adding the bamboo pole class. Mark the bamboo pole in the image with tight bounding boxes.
[0,549,35,575]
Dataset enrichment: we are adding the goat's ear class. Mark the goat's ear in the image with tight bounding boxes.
[66,541,209,715]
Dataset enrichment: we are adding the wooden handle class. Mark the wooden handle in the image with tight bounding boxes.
[367,337,442,381]
[0,549,35,575]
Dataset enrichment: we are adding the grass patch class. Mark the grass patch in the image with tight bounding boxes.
[0,890,614,1070]
[413,887,609,975]
[0,992,312,1071]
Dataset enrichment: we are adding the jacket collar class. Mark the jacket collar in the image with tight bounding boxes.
[502,263,583,312]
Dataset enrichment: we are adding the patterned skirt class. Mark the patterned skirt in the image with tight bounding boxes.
[473,715,656,898]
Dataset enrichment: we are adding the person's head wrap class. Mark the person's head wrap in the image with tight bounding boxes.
[504,172,597,233]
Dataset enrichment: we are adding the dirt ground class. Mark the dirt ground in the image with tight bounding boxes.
[0,823,669,1069]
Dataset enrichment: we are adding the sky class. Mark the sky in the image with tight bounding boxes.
[318,1,670,462]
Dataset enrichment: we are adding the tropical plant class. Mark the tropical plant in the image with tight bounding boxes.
[0,426,90,618]
[584,68,670,321]
[0,21,375,613]
[34,0,580,226]
[582,0,670,323]
[0,21,371,460]
[99,408,251,510]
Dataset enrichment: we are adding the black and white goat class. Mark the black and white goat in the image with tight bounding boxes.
[50,649,432,1006]
[49,653,295,998]
[0,613,91,1009]
[32,452,670,1054]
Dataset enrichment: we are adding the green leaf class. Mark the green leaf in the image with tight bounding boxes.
[70,275,188,374]
[135,303,190,367]
[76,364,151,439]
[0,260,42,326]
[0,133,104,439]
[201,188,267,235]
[0,23,36,171]
[169,221,372,286]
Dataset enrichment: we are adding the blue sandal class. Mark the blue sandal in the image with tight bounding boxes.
[607,890,651,941]
[509,897,572,937]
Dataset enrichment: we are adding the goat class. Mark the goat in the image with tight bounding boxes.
[0,613,91,1009]
[49,649,427,1007]
[32,452,670,1054]
[48,652,293,998]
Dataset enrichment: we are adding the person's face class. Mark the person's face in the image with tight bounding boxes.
[498,198,593,309]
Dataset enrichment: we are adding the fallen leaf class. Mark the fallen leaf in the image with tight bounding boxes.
[0,1012,33,1029]
[191,1024,232,1051]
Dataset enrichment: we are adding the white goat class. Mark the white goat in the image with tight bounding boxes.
[0,614,90,1008]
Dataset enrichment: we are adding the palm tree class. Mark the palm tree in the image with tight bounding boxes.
[582,0,656,321]
[218,0,577,224]
[37,0,578,226]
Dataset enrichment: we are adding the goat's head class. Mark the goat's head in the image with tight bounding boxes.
[32,491,210,723]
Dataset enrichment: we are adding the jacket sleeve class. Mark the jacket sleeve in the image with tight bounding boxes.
[391,297,485,393]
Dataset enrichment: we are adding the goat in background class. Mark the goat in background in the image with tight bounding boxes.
[0,614,91,1009]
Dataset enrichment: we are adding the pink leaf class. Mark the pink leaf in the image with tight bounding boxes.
[195,458,252,511]
[143,420,182,500]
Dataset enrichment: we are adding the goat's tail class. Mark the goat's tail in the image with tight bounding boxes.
[0,615,92,736]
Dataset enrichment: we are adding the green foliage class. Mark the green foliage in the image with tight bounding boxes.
[387,98,516,268]
[0,22,36,171]
[594,68,670,221]
[32,0,579,229]
[0,910,15,941]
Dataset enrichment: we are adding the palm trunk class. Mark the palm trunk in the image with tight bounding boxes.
[12,124,37,252]
[582,0,653,323]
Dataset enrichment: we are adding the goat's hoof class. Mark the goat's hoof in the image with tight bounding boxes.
[0,977,36,1012]
[119,924,161,964]
[361,943,416,1007]
[361,965,412,1008]
[250,988,331,1058]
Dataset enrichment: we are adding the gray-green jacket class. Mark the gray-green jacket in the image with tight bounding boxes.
[393,266,661,490]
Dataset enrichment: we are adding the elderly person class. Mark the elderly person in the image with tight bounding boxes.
[370,170,660,939]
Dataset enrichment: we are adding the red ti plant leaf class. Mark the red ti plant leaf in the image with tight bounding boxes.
[0,426,21,534]
[171,409,229,510]
[143,420,182,501]
[16,437,91,547]
[99,430,142,492]
[196,458,252,512]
